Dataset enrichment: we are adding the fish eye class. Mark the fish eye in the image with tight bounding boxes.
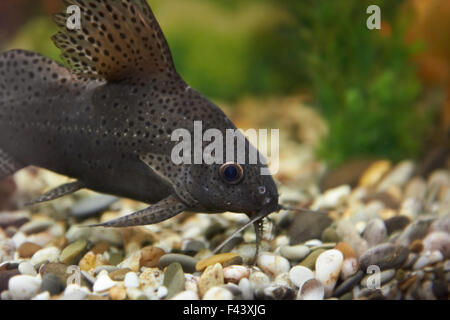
[219,162,244,184]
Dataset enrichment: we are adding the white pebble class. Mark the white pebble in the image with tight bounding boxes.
[184,274,199,293]
[93,274,116,292]
[117,251,141,272]
[273,235,290,247]
[223,265,250,283]
[9,275,42,300]
[280,244,310,261]
[304,239,322,247]
[32,291,50,300]
[273,272,291,287]
[64,284,89,296]
[297,279,325,300]
[315,249,344,297]
[12,232,27,249]
[18,261,37,276]
[444,260,450,272]
[124,272,139,288]
[289,266,314,289]
[157,286,168,299]
[126,287,145,300]
[232,244,257,264]
[30,247,61,265]
[203,286,233,300]
[423,231,450,258]
[355,221,367,234]
[340,257,359,280]
[238,278,253,300]
[143,287,158,300]
[171,290,199,300]
[377,160,415,192]
[182,226,203,239]
[257,253,290,277]
[249,271,270,290]
[413,250,444,270]
[1,290,12,300]
[312,185,351,210]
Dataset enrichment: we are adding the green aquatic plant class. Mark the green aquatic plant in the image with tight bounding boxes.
[259,0,434,167]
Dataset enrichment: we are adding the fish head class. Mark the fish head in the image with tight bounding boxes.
[186,138,279,216]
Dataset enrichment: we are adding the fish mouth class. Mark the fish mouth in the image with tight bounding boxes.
[212,206,278,255]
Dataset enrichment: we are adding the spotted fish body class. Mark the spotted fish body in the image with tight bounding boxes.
[0,0,279,230]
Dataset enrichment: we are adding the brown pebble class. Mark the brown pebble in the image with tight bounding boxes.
[17,242,42,258]
[409,239,423,253]
[92,241,110,254]
[140,246,165,268]
[334,242,356,259]
[78,251,108,272]
[109,286,127,300]
[399,275,417,291]
[196,253,241,272]
[395,269,406,282]
[109,268,132,281]
[87,295,110,300]
[198,263,224,297]
[0,269,20,292]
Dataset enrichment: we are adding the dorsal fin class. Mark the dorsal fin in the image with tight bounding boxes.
[52,0,179,81]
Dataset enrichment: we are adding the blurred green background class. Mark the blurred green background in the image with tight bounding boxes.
[0,0,448,170]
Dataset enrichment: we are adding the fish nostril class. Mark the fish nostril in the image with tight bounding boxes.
[263,196,271,205]
[258,186,266,195]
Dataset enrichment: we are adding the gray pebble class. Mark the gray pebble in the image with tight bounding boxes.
[0,213,29,229]
[380,279,400,299]
[361,269,396,288]
[40,273,65,295]
[158,253,198,273]
[288,211,332,244]
[263,284,295,300]
[81,270,95,285]
[223,283,242,296]
[432,279,448,300]
[182,239,206,255]
[163,262,185,299]
[70,195,119,219]
[218,236,243,253]
[395,218,434,247]
[362,219,387,247]
[0,269,20,292]
[20,220,54,235]
[359,243,409,271]
[384,215,411,235]
[94,265,119,276]
[402,253,419,269]
[205,223,226,240]
[333,270,364,297]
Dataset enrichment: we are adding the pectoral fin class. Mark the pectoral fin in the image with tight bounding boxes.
[140,153,199,207]
[25,181,85,206]
[87,194,186,228]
